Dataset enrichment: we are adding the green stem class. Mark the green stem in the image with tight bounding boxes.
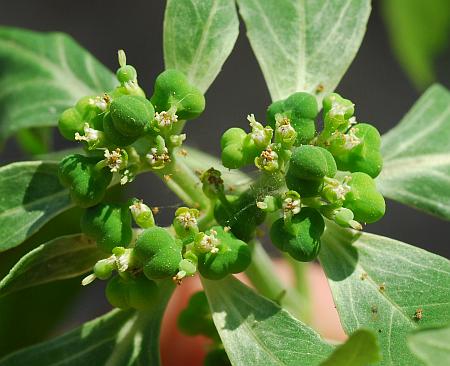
[155,156,209,210]
[245,240,311,322]
[283,254,312,321]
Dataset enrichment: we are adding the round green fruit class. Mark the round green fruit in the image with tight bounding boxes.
[270,208,324,261]
[197,226,251,280]
[334,124,383,178]
[133,227,182,280]
[105,274,158,310]
[288,145,337,180]
[343,172,385,223]
[58,154,112,208]
[150,69,205,120]
[110,95,154,137]
[81,202,133,253]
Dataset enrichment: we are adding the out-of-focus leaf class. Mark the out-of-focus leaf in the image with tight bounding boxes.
[164,0,239,93]
[0,234,103,297]
[408,324,450,365]
[0,27,116,143]
[0,161,72,252]
[381,0,450,89]
[0,281,175,366]
[378,84,450,220]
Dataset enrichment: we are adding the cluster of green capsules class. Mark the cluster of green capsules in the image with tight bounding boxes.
[57,51,253,310]
[217,91,385,262]
[56,50,385,312]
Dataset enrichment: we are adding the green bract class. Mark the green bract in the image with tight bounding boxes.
[177,291,218,339]
[270,208,325,261]
[58,154,112,208]
[105,273,158,310]
[197,226,251,280]
[343,172,386,223]
[80,202,133,253]
[214,191,266,242]
[267,92,318,145]
[288,145,337,180]
[150,69,205,120]
[110,95,154,137]
[333,123,383,178]
[133,227,182,280]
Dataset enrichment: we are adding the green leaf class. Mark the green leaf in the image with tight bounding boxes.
[0,280,175,366]
[202,275,334,366]
[16,127,52,156]
[164,0,239,93]
[0,161,72,252]
[319,223,450,366]
[320,329,381,366]
[0,234,104,297]
[381,0,450,89]
[408,324,450,365]
[378,84,450,220]
[0,27,116,143]
[235,0,371,101]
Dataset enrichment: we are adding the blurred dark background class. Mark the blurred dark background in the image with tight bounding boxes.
[0,0,449,359]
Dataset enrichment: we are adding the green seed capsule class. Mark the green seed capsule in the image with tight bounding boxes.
[334,124,383,178]
[220,128,247,149]
[267,92,318,145]
[110,95,154,137]
[197,226,251,280]
[284,92,319,120]
[103,112,138,147]
[116,65,137,84]
[343,172,385,223]
[221,144,246,169]
[151,69,205,120]
[58,107,84,141]
[288,145,337,180]
[270,208,325,261]
[58,154,112,208]
[133,227,182,280]
[177,291,218,339]
[93,259,114,280]
[106,274,158,310]
[81,202,133,253]
[285,170,324,197]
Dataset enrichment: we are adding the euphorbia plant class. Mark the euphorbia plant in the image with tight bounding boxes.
[0,1,449,365]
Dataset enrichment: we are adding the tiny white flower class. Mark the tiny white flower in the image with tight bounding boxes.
[104,148,123,173]
[343,127,361,150]
[74,123,100,142]
[155,110,178,127]
[199,229,219,254]
[88,96,108,111]
[283,197,301,218]
[146,147,170,168]
[177,211,197,229]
